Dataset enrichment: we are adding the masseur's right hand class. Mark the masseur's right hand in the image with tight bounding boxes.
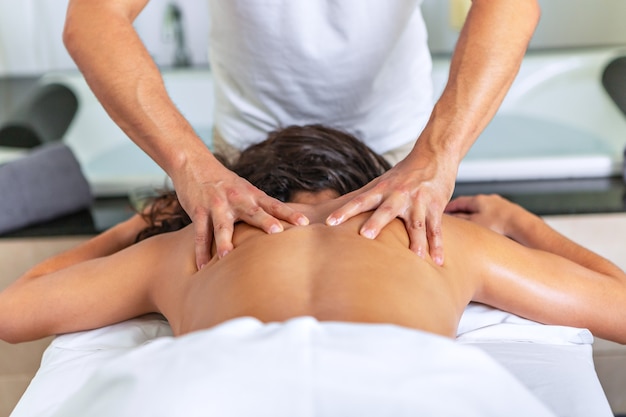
[171,151,309,269]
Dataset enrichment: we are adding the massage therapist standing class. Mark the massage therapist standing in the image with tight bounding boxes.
[63,0,540,269]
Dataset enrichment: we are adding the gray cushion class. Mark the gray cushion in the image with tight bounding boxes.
[0,143,92,234]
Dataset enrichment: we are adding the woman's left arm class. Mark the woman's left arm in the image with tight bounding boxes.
[446,195,626,344]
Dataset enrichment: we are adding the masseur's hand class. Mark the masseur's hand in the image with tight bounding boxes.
[326,150,456,266]
[172,155,309,269]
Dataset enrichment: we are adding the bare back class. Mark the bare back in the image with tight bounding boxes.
[146,194,626,343]
[5,195,626,345]
[154,199,483,338]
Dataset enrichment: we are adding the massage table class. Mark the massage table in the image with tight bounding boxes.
[9,302,612,417]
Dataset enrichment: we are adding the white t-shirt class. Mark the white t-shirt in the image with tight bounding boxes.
[208,0,433,154]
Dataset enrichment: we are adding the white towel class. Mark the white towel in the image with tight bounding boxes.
[48,317,556,417]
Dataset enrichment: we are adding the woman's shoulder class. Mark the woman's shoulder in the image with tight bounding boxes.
[130,223,197,269]
[136,224,196,274]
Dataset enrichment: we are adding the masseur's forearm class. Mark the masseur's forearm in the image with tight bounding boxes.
[63,0,216,176]
[409,0,540,166]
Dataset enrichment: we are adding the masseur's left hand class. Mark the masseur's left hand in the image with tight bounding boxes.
[326,144,457,266]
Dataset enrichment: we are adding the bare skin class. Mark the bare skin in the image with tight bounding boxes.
[63,0,540,268]
[1,194,626,345]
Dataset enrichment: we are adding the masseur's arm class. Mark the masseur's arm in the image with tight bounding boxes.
[63,0,308,269]
[327,0,540,265]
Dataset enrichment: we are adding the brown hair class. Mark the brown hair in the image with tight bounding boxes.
[136,124,390,242]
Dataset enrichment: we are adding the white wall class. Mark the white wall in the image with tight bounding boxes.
[0,0,209,76]
[1,0,626,75]
[0,2,72,75]
[423,0,626,54]
[133,0,210,68]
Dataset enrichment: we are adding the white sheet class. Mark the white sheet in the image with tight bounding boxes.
[10,305,613,417]
[458,302,595,344]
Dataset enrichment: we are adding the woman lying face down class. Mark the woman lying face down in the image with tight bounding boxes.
[1,125,626,344]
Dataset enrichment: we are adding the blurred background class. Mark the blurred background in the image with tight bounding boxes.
[0,0,209,75]
[0,0,625,75]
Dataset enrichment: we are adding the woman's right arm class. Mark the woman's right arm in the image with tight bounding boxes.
[20,213,148,281]
[0,220,194,344]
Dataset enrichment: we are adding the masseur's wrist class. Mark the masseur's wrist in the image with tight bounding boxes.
[168,137,225,187]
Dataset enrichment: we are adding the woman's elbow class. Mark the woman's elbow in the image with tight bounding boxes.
[0,296,43,344]
[601,329,626,346]
[0,329,26,345]
[0,322,48,345]
[0,313,26,344]
[0,312,23,345]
